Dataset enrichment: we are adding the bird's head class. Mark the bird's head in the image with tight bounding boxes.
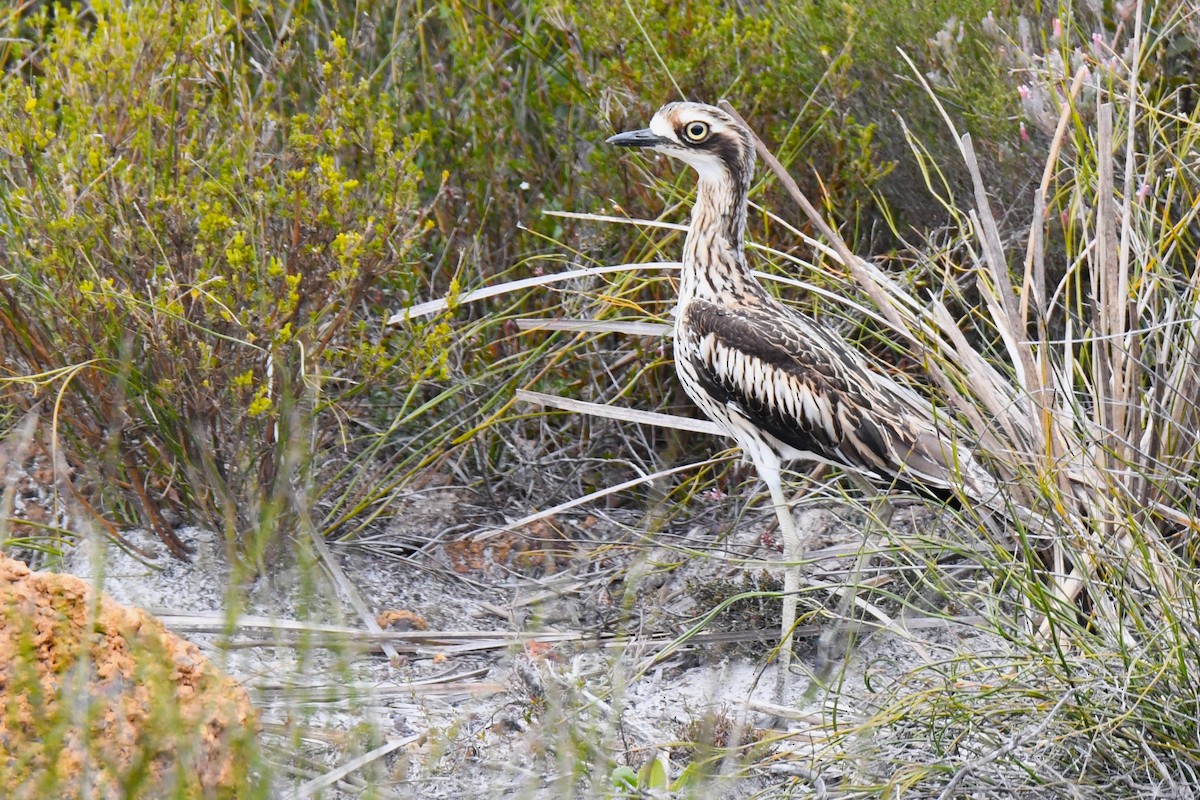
[607,102,755,190]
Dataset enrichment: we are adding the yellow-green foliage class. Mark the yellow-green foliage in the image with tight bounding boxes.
[401,0,1033,271]
[0,0,435,545]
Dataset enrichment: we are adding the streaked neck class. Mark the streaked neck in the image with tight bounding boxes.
[681,173,758,301]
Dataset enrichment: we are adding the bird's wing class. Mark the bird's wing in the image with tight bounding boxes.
[684,299,976,494]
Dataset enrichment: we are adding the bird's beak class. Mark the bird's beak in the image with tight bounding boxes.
[606,128,669,148]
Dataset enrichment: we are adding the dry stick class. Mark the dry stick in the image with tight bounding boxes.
[0,410,42,544]
[1116,5,1161,543]
[1116,0,1146,491]
[299,507,402,665]
[1109,0,1172,593]
[1020,67,1088,540]
[894,51,1037,404]
[1096,104,1123,504]
[122,453,190,558]
[286,734,418,800]
[1091,101,1172,603]
[1084,106,1144,612]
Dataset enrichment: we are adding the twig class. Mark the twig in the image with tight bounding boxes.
[300,507,402,665]
[286,734,419,800]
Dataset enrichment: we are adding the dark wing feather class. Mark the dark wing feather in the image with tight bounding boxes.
[684,299,967,496]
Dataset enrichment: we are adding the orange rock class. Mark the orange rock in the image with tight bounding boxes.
[376,609,429,631]
[0,553,259,798]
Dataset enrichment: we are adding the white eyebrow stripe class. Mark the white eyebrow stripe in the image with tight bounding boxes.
[650,114,676,141]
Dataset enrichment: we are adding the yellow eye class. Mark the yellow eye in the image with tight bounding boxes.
[683,121,710,142]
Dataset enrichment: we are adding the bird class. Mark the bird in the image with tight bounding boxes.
[607,102,1003,699]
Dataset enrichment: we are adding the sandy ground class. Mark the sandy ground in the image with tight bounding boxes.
[54,488,1010,799]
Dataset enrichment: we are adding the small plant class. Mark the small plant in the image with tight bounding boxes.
[610,752,684,797]
[686,571,789,657]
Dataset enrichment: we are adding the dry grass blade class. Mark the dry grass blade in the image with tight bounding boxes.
[515,388,721,436]
[1020,67,1088,325]
[960,134,1036,395]
[286,735,419,800]
[386,261,681,323]
[513,319,671,336]
[543,209,689,232]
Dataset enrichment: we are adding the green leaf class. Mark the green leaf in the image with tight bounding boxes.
[672,762,700,790]
[610,765,637,791]
[639,755,669,790]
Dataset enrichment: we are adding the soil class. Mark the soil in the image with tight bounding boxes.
[32,486,1008,799]
[0,553,258,799]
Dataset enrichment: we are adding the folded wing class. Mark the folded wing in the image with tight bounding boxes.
[684,299,986,499]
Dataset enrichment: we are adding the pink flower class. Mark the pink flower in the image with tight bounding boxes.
[1053,18,1062,38]
[1020,122,1030,143]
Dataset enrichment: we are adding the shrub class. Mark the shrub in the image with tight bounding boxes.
[0,0,436,555]
[400,0,1044,273]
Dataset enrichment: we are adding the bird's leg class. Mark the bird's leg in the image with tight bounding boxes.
[806,478,892,700]
[758,460,802,702]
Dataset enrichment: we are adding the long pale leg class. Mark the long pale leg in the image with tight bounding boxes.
[756,456,802,702]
